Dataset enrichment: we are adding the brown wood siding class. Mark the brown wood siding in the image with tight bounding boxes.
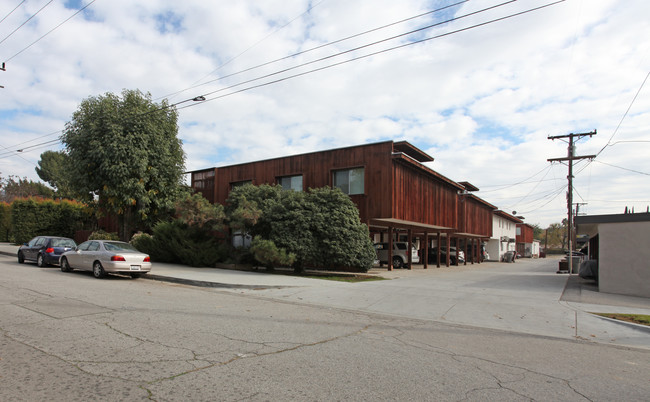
[516,224,534,243]
[458,197,493,237]
[392,161,458,228]
[208,142,395,224]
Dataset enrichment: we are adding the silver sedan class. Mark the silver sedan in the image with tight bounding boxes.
[60,240,152,279]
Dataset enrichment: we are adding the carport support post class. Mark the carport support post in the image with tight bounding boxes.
[387,226,394,271]
[445,234,451,268]
[436,232,441,268]
[423,232,428,269]
[407,229,413,270]
[465,237,469,265]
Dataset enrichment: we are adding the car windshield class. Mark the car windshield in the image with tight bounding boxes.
[52,239,76,248]
[103,242,139,252]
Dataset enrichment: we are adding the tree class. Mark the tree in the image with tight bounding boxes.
[0,175,54,202]
[61,89,186,240]
[35,151,76,199]
[530,223,544,241]
[545,220,568,249]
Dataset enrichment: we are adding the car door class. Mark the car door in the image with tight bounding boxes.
[67,241,90,269]
[25,237,44,261]
[82,241,101,269]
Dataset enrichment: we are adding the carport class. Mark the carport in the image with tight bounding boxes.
[369,218,456,270]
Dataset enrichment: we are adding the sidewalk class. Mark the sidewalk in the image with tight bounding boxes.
[3,242,649,349]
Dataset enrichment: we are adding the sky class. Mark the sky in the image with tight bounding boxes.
[0,0,648,228]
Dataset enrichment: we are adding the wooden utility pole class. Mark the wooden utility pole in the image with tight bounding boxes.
[547,130,597,274]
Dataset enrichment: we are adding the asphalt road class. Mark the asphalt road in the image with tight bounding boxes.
[1,254,649,401]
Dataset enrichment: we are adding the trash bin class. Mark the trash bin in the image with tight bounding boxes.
[502,251,515,263]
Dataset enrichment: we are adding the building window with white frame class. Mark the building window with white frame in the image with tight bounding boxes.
[279,175,303,191]
[333,167,364,195]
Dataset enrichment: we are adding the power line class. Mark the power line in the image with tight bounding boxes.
[596,70,650,157]
[594,160,650,176]
[164,0,329,102]
[176,0,566,112]
[0,0,54,46]
[161,0,469,101]
[4,0,100,63]
[0,0,26,25]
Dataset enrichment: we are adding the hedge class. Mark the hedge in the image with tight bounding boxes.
[10,197,91,244]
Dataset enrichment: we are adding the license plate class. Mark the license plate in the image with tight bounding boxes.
[130,265,141,271]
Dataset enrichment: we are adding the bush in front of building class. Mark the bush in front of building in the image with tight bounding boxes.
[225,184,376,272]
[88,229,119,240]
[130,193,228,267]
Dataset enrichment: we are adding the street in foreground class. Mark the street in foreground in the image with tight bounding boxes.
[1,255,649,401]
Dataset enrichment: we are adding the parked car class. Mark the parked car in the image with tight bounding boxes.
[374,242,420,269]
[60,240,151,279]
[427,247,465,265]
[17,236,77,267]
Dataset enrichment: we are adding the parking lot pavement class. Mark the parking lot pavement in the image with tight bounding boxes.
[2,242,649,349]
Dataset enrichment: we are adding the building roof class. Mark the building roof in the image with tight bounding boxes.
[494,210,523,223]
[393,141,434,162]
[458,181,479,192]
[576,212,650,237]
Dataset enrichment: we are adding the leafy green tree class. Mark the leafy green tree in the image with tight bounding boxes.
[61,89,186,240]
[35,151,77,199]
[175,193,225,231]
[530,223,543,241]
[0,175,54,202]
[545,220,568,249]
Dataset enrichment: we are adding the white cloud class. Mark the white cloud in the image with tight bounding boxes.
[0,0,648,227]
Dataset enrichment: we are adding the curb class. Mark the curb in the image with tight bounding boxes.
[142,274,290,290]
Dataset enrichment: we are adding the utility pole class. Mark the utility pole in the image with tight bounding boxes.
[1,62,5,88]
[547,130,597,274]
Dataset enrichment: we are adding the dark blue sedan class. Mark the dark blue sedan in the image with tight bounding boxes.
[18,236,77,267]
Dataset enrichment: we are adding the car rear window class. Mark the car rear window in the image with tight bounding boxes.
[52,239,76,248]
[104,242,138,252]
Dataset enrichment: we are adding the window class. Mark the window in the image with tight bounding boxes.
[333,167,364,195]
[279,175,303,191]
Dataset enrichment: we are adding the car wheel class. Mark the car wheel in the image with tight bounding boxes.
[60,257,72,272]
[18,251,25,264]
[37,254,46,267]
[392,256,403,269]
[92,262,106,278]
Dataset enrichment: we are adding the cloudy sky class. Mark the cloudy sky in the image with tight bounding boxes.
[1,0,648,227]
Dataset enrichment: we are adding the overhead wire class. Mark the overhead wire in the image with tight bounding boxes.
[161,0,470,101]
[175,0,566,112]
[0,0,54,46]
[0,0,26,25]
[163,0,329,102]
[3,0,100,63]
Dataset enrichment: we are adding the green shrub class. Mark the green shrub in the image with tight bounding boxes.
[88,229,119,240]
[0,202,12,242]
[10,197,90,244]
[225,185,375,272]
[133,220,227,267]
[249,236,295,269]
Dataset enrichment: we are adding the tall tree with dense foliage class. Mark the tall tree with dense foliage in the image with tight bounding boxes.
[61,89,186,240]
[35,151,76,199]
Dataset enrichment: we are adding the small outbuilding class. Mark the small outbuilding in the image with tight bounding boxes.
[575,212,650,298]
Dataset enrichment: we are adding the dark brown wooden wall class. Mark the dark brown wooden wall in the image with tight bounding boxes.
[202,142,396,224]
[190,141,491,234]
[516,224,534,243]
[458,196,494,237]
[392,161,459,228]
